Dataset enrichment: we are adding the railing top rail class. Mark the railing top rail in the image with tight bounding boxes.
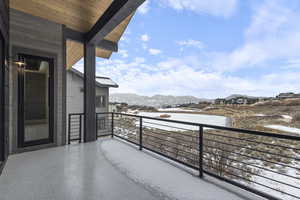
[107,112,300,141]
[69,113,84,116]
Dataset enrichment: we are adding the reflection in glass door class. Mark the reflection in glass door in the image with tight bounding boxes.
[18,54,54,147]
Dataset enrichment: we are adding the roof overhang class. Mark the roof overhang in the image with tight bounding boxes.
[69,68,119,88]
[10,0,145,68]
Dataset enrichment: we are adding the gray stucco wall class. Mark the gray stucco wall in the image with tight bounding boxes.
[66,71,109,114]
[66,71,109,137]
[9,9,65,153]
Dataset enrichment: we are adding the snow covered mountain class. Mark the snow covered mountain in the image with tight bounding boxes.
[109,93,210,107]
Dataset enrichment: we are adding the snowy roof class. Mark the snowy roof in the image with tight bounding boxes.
[96,77,118,88]
[69,68,118,88]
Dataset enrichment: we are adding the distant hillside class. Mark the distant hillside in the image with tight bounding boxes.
[110,93,211,107]
[225,94,258,100]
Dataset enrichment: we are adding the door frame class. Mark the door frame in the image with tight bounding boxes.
[0,0,9,174]
[17,54,54,147]
[0,27,5,166]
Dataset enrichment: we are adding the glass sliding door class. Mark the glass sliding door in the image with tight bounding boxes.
[18,54,54,147]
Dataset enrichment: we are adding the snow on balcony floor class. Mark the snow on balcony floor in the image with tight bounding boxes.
[101,139,264,200]
[0,141,162,200]
[0,139,264,200]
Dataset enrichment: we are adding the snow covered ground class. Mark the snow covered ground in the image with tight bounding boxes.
[158,108,202,112]
[281,115,293,122]
[253,114,293,123]
[264,125,300,135]
[282,115,293,120]
[253,114,266,117]
[101,139,262,200]
[138,112,228,131]
[253,167,300,200]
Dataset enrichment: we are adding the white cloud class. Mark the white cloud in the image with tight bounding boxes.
[283,59,300,69]
[140,34,150,42]
[159,0,238,18]
[138,1,150,15]
[211,0,300,72]
[119,49,129,58]
[94,56,300,98]
[84,0,300,98]
[142,43,148,50]
[177,39,205,49]
[120,35,130,43]
[149,48,162,55]
[120,29,131,44]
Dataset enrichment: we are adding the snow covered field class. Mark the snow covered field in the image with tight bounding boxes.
[253,167,300,200]
[138,112,228,131]
[264,125,300,135]
[101,139,260,200]
[157,108,202,112]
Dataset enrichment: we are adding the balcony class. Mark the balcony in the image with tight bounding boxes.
[0,138,264,200]
[1,112,299,200]
[67,112,300,200]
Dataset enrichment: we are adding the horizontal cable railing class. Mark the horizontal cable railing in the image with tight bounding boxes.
[68,112,300,200]
[68,113,113,143]
[68,113,84,144]
[96,112,113,137]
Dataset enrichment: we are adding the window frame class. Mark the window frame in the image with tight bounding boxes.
[96,95,106,108]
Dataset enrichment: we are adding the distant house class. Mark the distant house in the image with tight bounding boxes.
[276,92,300,99]
[66,68,118,133]
[215,96,260,105]
[229,97,259,105]
[67,68,118,114]
[109,103,122,113]
[214,98,226,105]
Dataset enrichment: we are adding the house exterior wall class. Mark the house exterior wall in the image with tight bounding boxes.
[66,71,109,136]
[66,71,109,114]
[9,9,65,153]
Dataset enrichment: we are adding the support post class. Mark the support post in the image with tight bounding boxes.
[111,113,114,137]
[199,125,204,178]
[83,43,96,142]
[139,117,143,150]
[62,25,67,145]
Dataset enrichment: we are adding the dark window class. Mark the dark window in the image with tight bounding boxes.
[96,95,106,108]
[97,117,106,130]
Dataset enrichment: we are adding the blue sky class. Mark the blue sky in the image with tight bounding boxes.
[74,0,300,98]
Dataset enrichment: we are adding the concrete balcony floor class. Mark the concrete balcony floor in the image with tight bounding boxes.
[0,139,263,200]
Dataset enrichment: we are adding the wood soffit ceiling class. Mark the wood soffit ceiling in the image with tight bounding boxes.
[10,0,136,68]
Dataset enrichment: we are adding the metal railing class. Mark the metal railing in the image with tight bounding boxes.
[68,112,300,200]
[68,113,83,144]
[96,112,113,138]
[68,112,113,144]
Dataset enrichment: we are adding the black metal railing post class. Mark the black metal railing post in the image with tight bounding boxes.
[199,125,204,178]
[68,114,71,145]
[111,113,114,138]
[95,113,98,139]
[79,114,82,143]
[139,117,143,150]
